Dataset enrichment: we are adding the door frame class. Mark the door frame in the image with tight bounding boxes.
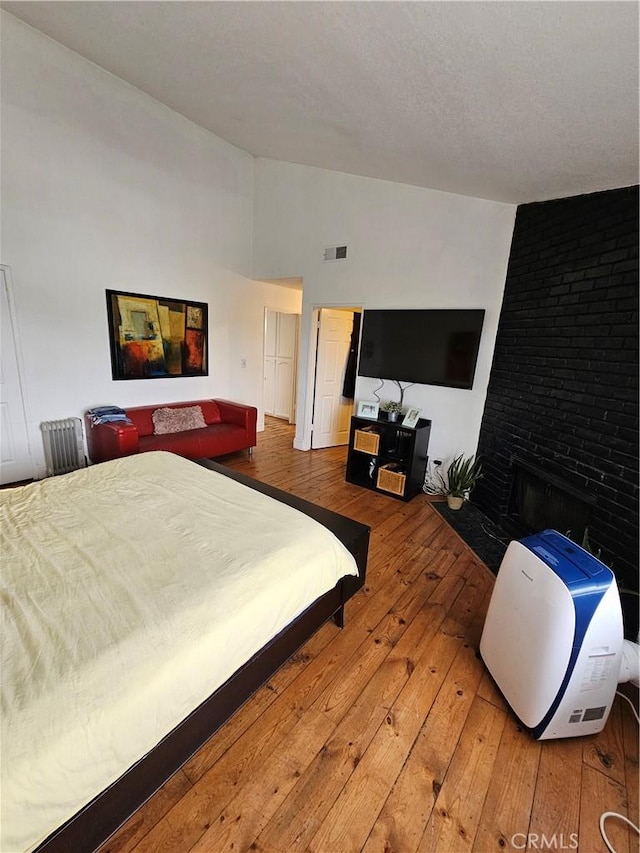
[0,264,35,481]
[298,303,362,451]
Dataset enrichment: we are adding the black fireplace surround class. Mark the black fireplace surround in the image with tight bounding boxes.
[506,456,597,543]
[474,185,638,634]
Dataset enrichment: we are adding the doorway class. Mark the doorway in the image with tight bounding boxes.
[310,307,361,449]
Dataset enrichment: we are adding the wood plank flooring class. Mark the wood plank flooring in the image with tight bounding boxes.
[99,418,638,853]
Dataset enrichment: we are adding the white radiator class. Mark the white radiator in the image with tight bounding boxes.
[40,418,87,477]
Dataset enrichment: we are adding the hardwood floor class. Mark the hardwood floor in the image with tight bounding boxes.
[99,417,638,853]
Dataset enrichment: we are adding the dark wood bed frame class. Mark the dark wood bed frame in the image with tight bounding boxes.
[34,460,369,853]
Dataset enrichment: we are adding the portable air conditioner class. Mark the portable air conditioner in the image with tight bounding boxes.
[480,529,632,740]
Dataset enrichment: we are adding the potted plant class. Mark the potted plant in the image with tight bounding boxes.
[382,401,403,422]
[438,453,483,510]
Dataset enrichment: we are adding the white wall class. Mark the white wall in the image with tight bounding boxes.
[252,159,517,464]
[1,14,299,476]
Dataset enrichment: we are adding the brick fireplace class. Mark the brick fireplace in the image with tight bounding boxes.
[474,185,638,634]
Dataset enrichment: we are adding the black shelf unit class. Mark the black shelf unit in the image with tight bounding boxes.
[346,414,432,501]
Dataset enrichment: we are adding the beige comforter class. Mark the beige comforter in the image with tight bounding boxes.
[1,451,357,852]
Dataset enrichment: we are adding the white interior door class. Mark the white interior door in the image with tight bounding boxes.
[311,308,354,449]
[0,267,34,484]
[263,309,277,415]
[263,309,298,422]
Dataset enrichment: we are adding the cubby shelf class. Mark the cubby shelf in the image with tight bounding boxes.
[345,414,431,501]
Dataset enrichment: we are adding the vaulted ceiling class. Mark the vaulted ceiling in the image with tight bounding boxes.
[3,1,638,203]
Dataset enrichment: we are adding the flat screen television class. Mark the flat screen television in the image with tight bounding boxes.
[357,308,485,390]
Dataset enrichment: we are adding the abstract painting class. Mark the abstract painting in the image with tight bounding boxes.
[106,290,208,380]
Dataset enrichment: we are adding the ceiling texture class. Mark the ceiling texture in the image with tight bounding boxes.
[2,1,638,204]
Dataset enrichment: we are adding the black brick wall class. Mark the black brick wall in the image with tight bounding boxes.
[475,186,639,613]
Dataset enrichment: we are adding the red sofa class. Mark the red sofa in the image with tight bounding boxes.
[86,399,257,464]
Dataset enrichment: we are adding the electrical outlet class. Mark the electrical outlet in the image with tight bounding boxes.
[240,358,247,368]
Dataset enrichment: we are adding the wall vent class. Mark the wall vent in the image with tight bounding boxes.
[323,245,348,262]
[40,417,86,477]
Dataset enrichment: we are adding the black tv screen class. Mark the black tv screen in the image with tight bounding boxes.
[358,309,485,390]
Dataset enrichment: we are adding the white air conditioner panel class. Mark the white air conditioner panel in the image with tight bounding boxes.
[481,540,575,727]
[480,530,623,740]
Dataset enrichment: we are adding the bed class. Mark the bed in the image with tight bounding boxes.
[1,451,369,853]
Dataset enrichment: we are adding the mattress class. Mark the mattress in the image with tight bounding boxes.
[0,451,358,853]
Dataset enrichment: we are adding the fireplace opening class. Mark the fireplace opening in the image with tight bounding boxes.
[507,457,597,544]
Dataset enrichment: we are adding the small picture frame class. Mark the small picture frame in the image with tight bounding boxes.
[402,407,422,428]
[357,401,380,419]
